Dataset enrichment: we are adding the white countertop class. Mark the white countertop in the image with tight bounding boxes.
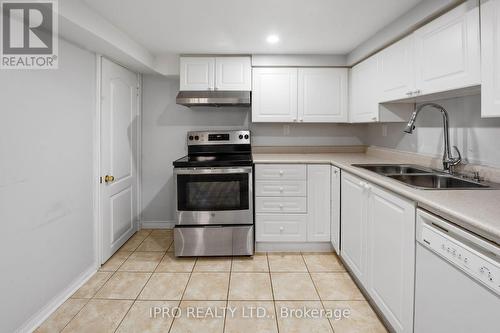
[253,152,500,245]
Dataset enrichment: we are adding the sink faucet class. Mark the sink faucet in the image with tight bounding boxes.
[403,102,461,173]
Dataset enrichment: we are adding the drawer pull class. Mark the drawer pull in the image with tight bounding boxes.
[279,187,284,192]
[279,204,284,209]
[279,170,284,175]
[279,226,284,232]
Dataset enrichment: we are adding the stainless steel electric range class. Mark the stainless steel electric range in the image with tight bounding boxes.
[172,130,254,257]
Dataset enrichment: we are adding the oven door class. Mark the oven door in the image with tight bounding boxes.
[174,166,253,225]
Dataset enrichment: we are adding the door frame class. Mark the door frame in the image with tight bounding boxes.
[92,55,142,267]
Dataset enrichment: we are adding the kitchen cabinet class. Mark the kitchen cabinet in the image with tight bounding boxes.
[367,185,415,333]
[298,68,348,122]
[252,68,298,122]
[349,56,379,123]
[255,164,331,246]
[330,166,341,254]
[180,57,215,91]
[252,67,349,123]
[378,35,415,103]
[215,57,252,91]
[481,0,500,117]
[341,172,416,333]
[340,172,368,281]
[307,165,331,241]
[180,56,251,91]
[413,1,480,96]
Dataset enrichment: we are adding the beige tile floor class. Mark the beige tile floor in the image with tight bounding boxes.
[36,229,388,333]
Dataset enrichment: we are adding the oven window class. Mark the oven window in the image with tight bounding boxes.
[177,173,249,211]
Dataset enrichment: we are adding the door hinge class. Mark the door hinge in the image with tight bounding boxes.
[99,176,103,184]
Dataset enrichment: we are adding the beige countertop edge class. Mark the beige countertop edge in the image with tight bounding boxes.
[253,153,500,246]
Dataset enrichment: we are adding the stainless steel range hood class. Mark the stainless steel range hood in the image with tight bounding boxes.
[176,91,251,107]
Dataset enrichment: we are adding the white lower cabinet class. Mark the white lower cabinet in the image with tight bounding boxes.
[367,185,415,333]
[255,164,331,244]
[341,172,416,333]
[330,166,341,254]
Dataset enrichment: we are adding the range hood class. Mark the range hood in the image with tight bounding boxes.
[176,91,251,107]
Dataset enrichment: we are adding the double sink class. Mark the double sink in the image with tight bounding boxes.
[352,164,497,190]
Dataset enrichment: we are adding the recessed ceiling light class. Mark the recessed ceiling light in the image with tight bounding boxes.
[266,34,280,44]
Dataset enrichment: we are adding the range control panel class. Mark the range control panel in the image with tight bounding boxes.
[187,130,250,145]
[420,224,500,295]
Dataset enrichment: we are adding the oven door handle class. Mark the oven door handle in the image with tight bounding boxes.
[174,167,252,175]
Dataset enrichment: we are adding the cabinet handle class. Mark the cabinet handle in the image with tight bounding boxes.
[371,117,377,121]
[279,170,284,175]
[414,89,421,95]
[279,187,284,192]
[279,226,284,232]
[279,204,284,209]
[406,91,413,96]
[299,118,303,122]
[293,118,297,122]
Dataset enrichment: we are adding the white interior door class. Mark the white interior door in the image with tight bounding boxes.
[100,57,140,263]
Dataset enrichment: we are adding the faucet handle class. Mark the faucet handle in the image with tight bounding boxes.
[451,146,462,165]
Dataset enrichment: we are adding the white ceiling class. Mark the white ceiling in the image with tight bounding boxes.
[83,0,421,55]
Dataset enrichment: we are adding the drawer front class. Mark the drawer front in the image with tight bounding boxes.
[256,214,307,242]
[255,164,307,180]
[255,197,307,213]
[255,180,307,197]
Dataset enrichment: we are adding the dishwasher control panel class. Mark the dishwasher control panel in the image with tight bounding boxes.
[420,224,500,295]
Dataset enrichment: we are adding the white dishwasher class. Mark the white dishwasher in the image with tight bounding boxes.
[415,209,500,333]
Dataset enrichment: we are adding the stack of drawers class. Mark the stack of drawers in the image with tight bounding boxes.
[255,164,308,241]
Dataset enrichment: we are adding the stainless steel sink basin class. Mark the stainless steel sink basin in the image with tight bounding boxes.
[352,163,498,190]
[352,164,432,175]
[387,174,489,189]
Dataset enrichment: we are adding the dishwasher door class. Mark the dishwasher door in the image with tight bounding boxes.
[415,244,499,333]
[414,209,500,333]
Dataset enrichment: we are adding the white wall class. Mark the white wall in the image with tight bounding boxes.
[366,95,500,168]
[140,75,365,224]
[0,40,96,332]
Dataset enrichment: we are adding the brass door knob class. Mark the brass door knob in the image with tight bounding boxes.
[104,175,115,183]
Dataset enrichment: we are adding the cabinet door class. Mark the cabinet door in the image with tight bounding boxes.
[330,166,341,254]
[340,172,367,282]
[413,1,480,95]
[307,165,331,242]
[349,56,379,123]
[298,68,348,122]
[252,68,298,122]
[215,57,251,91]
[378,35,415,102]
[367,185,415,333]
[179,57,215,91]
[481,0,500,117]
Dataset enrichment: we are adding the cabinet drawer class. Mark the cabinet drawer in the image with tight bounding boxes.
[255,197,307,213]
[255,164,306,180]
[256,214,307,242]
[255,181,307,197]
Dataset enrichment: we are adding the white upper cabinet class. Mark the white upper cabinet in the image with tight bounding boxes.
[252,68,298,122]
[349,56,379,123]
[378,35,415,102]
[413,1,480,95]
[215,57,252,91]
[481,0,500,117]
[298,68,348,122]
[180,56,251,91]
[180,57,215,91]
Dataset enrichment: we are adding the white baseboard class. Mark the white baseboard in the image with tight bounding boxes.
[256,242,333,252]
[17,264,97,333]
[140,220,175,229]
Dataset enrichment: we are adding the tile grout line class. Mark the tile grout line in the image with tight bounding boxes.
[301,252,336,333]
[56,298,91,332]
[222,257,233,333]
[168,256,197,333]
[267,252,280,333]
